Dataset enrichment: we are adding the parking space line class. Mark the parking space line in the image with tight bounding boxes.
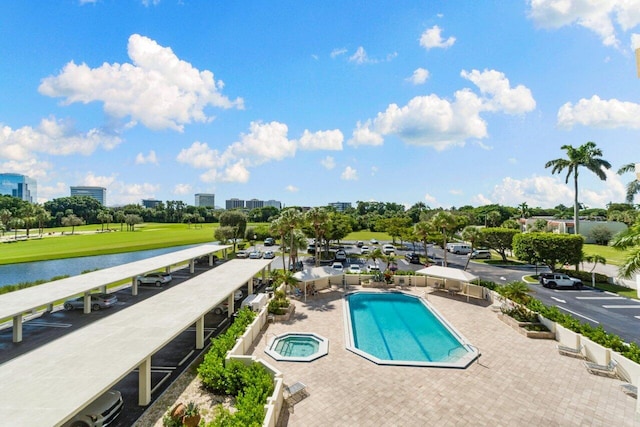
[557,306,599,324]
[575,296,625,300]
[27,321,72,328]
[602,305,640,309]
[179,350,195,366]
[151,371,173,394]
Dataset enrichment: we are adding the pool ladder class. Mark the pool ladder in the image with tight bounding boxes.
[264,332,277,346]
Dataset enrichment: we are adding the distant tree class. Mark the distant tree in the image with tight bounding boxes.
[512,232,583,270]
[61,214,85,234]
[501,219,521,230]
[219,210,248,245]
[588,225,613,245]
[545,141,611,235]
[430,211,460,267]
[8,217,24,239]
[96,210,113,232]
[479,228,520,262]
[124,214,142,231]
[305,207,329,267]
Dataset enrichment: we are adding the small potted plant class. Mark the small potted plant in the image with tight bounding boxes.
[182,401,201,427]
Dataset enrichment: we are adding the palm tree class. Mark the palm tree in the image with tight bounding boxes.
[269,216,289,269]
[305,207,329,267]
[414,221,435,263]
[617,163,640,204]
[611,223,640,279]
[545,141,611,235]
[461,225,482,270]
[430,211,459,267]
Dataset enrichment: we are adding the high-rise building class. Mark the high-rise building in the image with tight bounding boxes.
[225,198,245,210]
[195,193,215,208]
[263,200,282,209]
[245,198,264,209]
[70,186,106,205]
[0,173,36,203]
[329,202,352,212]
[142,199,162,209]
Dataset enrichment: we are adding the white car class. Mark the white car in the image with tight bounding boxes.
[62,389,123,427]
[236,250,249,258]
[136,272,172,287]
[263,250,275,259]
[360,246,370,254]
[368,264,381,273]
[348,264,361,274]
[332,262,344,271]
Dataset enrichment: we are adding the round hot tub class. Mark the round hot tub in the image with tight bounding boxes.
[265,332,329,362]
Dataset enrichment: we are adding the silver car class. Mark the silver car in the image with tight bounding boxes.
[136,272,172,287]
[64,293,118,311]
[62,389,123,427]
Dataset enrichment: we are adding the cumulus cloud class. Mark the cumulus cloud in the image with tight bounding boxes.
[557,95,640,129]
[178,121,343,184]
[83,172,117,188]
[349,46,373,64]
[407,68,430,85]
[321,156,336,169]
[298,129,343,150]
[135,150,158,165]
[528,0,640,48]
[39,34,244,132]
[286,185,299,192]
[0,158,52,182]
[632,33,640,49]
[349,69,535,150]
[424,193,439,206]
[341,166,358,180]
[420,25,456,49]
[173,183,192,195]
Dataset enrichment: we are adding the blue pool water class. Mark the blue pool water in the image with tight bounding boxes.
[274,335,320,357]
[345,292,477,367]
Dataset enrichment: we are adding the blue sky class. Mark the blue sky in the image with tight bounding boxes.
[2,1,640,209]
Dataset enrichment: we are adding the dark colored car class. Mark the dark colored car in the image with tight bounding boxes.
[64,293,118,311]
[264,237,275,246]
[405,253,421,264]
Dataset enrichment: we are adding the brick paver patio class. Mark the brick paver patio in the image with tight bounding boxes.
[249,286,638,426]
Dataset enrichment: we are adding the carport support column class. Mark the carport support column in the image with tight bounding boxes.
[189,259,195,274]
[12,314,22,342]
[83,292,91,314]
[195,316,205,349]
[227,293,234,318]
[132,277,138,296]
[248,278,253,295]
[138,356,152,406]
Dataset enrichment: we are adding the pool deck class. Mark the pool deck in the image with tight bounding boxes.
[249,286,638,426]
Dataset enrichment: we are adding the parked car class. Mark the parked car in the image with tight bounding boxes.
[236,250,250,259]
[348,264,362,274]
[307,244,316,254]
[447,243,472,255]
[332,262,344,271]
[356,241,364,248]
[470,249,491,259]
[64,293,118,311]
[335,249,347,261]
[382,244,396,255]
[234,289,243,300]
[136,272,172,287]
[249,250,263,259]
[405,253,421,264]
[360,245,370,254]
[541,273,583,289]
[62,389,123,427]
[263,250,275,259]
[213,301,229,315]
[264,237,275,246]
[368,264,381,273]
[370,238,379,245]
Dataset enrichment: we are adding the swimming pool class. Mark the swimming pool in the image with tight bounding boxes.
[343,291,478,368]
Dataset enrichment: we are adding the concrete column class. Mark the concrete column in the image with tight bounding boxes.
[227,293,234,318]
[189,260,195,274]
[248,279,254,295]
[132,277,138,296]
[195,316,205,349]
[100,285,107,294]
[12,314,23,343]
[47,303,53,312]
[138,356,151,406]
[83,292,91,314]
[209,253,214,266]
[165,266,171,274]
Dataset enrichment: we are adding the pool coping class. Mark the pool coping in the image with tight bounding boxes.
[342,290,479,368]
[264,331,329,362]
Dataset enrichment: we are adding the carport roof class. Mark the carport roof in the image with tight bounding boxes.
[0,258,272,426]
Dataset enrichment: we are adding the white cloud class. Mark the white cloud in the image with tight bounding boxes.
[407,68,430,85]
[173,183,192,195]
[39,34,244,132]
[351,69,535,150]
[286,185,299,192]
[349,46,372,64]
[487,175,574,207]
[370,166,378,175]
[0,158,52,182]
[557,95,640,129]
[219,161,250,183]
[320,156,336,169]
[36,182,67,204]
[135,150,158,165]
[176,141,221,169]
[348,120,384,146]
[472,193,493,206]
[632,33,640,49]
[112,182,160,205]
[527,0,640,48]
[460,69,536,114]
[424,193,439,206]
[341,166,358,180]
[83,172,117,188]
[419,25,456,50]
[331,48,347,58]
[298,129,343,150]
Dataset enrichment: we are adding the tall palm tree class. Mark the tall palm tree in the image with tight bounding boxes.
[278,208,302,270]
[617,163,640,204]
[545,141,611,235]
[430,211,459,267]
[269,216,289,270]
[611,223,640,279]
[305,207,329,267]
[461,225,482,270]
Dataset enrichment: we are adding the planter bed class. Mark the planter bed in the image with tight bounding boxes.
[498,313,555,339]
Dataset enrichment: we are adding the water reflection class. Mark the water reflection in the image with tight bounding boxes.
[0,244,201,287]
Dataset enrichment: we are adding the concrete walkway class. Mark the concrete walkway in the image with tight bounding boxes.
[251,287,638,426]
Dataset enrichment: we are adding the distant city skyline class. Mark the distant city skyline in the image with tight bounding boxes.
[2,2,640,209]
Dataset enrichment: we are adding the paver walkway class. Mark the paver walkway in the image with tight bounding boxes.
[250,286,638,426]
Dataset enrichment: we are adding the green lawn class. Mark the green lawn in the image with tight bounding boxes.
[582,244,630,266]
[0,223,218,265]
